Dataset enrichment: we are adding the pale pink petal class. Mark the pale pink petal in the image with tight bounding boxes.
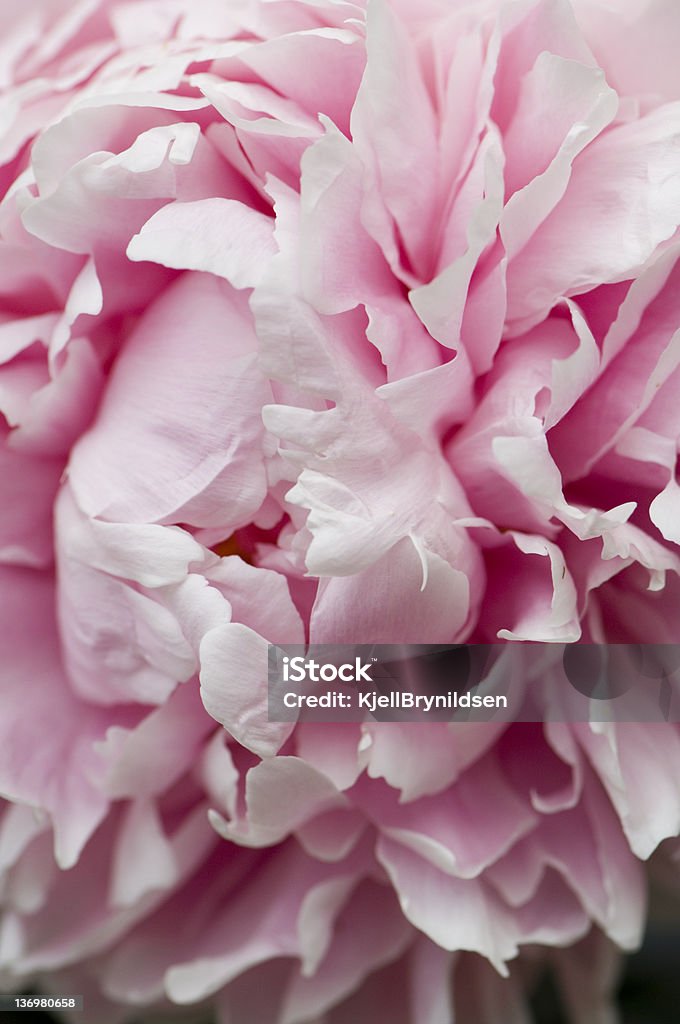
[349,0,439,281]
[97,683,215,800]
[109,800,179,909]
[210,755,347,848]
[199,623,291,756]
[410,128,505,364]
[240,27,365,136]
[206,556,304,646]
[507,103,680,330]
[0,567,114,868]
[280,881,412,1024]
[165,842,369,1004]
[575,722,680,859]
[0,448,62,567]
[356,753,535,879]
[310,537,471,644]
[69,273,270,528]
[128,198,277,289]
[501,52,617,258]
[360,721,506,802]
[376,835,518,972]
[572,0,680,104]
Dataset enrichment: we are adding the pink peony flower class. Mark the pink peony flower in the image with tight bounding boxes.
[1,0,680,1020]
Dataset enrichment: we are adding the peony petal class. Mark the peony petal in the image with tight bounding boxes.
[128,198,277,289]
[69,272,270,528]
[199,623,291,757]
[109,800,179,908]
[376,835,517,973]
[210,755,347,848]
[501,52,617,259]
[310,537,471,644]
[281,881,412,1024]
[0,567,114,868]
[507,101,680,330]
[349,0,439,280]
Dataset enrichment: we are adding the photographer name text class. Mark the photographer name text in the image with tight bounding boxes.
[282,690,508,712]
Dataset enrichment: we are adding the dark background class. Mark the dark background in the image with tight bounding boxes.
[531,922,680,1024]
